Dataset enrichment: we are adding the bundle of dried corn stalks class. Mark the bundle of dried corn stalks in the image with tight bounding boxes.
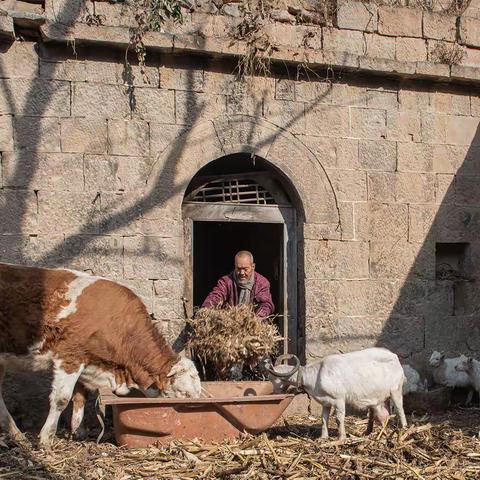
[187,305,282,379]
[1,410,480,479]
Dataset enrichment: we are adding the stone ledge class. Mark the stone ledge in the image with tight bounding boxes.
[38,19,480,86]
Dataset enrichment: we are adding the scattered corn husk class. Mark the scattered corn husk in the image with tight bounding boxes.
[186,305,282,378]
[1,410,480,479]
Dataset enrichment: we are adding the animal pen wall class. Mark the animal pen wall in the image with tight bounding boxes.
[2,0,480,388]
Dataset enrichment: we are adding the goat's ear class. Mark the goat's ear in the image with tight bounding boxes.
[440,352,445,360]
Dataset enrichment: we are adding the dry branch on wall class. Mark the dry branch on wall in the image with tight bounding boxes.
[187,305,282,379]
[1,410,480,479]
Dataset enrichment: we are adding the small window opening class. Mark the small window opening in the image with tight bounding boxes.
[435,243,469,316]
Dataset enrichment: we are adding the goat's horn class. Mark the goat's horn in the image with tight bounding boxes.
[267,354,301,378]
[275,354,298,366]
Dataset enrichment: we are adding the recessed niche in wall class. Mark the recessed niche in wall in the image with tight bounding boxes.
[435,242,470,316]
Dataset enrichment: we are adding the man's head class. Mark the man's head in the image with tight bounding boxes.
[234,250,255,285]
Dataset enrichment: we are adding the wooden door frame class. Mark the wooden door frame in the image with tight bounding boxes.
[182,202,298,355]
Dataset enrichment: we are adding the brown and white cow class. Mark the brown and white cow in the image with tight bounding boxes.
[0,263,201,446]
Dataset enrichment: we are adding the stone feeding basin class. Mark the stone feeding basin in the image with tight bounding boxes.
[403,386,452,414]
[100,381,294,448]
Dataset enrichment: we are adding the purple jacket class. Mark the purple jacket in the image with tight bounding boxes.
[202,271,275,318]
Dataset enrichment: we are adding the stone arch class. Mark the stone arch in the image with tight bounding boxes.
[145,115,339,226]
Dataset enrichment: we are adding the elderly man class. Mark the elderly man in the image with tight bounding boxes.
[202,250,275,318]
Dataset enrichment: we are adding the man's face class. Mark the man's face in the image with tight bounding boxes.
[235,255,254,284]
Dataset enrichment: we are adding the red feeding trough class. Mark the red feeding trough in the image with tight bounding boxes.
[99,381,294,448]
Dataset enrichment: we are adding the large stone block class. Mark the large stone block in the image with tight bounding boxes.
[61,117,107,154]
[0,79,70,117]
[326,169,367,201]
[0,190,37,234]
[395,37,428,63]
[396,172,436,203]
[355,202,409,241]
[263,99,305,134]
[420,112,447,144]
[435,173,455,204]
[391,279,433,317]
[323,28,366,56]
[160,65,204,92]
[367,172,396,202]
[175,91,226,126]
[45,0,85,25]
[297,136,358,170]
[2,152,84,191]
[408,204,437,243]
[85,58,122,85]
[423,12,457,42]
[432,205,480,242]
[14,116,61,152]
[227,86,264,116]
[0,234,64,267]
[304,239,369,279]
[37,191,101,235]
[397,142,434,172]
[133,88,175,123]
[369,240,435,281]
[153,279,184,320]
[123,236,183,280]
[98,191,143,236]
[335,280,397,316]
[149,123,186,156]
[358,140,396,171]
[0,115,13,151]
[331,84,367,107]
[84,154,150,192]
[294,81,333,103]
[72,83,130,118]
[336,0,377,32]
[366,89,398,110]
[455,174,480,205]
[430,87,471,116]
[63,235,124,278]
[460,15,480,48]
[275,78,296,101]
[364,33,396,60]
[305,279,338,317]
[378,6,423,37]
[0,41,39,78]
[304,104,349,137]
[90,1,136,28]
[350,108,386,139]
[39,60,87,82]
[107,119,150,156]
[398,88,431,112]
[445,115,480,146]
[387,110,421,142]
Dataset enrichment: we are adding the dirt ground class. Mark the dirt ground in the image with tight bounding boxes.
[1,408,479,480]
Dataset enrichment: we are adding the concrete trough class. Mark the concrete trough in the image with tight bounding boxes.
[100,381,294,448]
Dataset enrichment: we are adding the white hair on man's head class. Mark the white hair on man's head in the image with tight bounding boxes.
[235,250,254,264]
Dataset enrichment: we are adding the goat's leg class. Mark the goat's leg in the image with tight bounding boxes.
[71,383,88,440]
[0,365,22,439]
[390,387,407,429]
[465,388,474,407]
[321,405,331,439]
[365,408,374,435]
[335,400,346,440]
[39,362,83,447]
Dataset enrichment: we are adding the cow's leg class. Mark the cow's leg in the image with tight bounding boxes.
[321,404,331,439]
[70,383,87,440]
[0,365,23,439]
[335,400,346,440]
[39,362,83,446]
[390,387,407,429]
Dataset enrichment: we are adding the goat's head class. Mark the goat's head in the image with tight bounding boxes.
[262,354,302,393]
[429,350,445,368]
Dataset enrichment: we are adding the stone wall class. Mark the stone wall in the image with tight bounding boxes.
[1,0,480,378]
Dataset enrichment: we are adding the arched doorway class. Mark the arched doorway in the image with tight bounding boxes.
[182,153,299,355]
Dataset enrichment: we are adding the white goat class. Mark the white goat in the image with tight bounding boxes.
[265,347,407,440]
[455,357,480,392]
[402,364,426,395]
[429,351,473,405]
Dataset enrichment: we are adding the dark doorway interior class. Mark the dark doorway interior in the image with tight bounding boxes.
[193,221,284,323]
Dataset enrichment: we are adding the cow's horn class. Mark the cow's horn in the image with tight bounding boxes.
[267,354,301,378]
